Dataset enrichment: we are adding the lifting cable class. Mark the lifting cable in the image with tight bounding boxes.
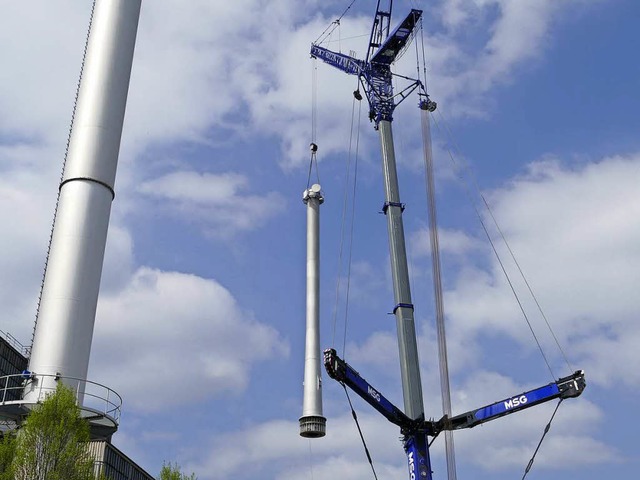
[433,109,571,380]
[521,399,563,480]
[340,89,363,356]
[313,0,359,46]
[31,0,98,355]
[307,58,320,189]
[438,105,571,373]
[343,384,380,480]
[480,197,573,372]
[428,109,569,479]
[330,78,363,356]
[428,109,573,476]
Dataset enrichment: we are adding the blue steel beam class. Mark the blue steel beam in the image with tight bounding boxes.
[324,348,414,430]
[437,370,586,432]
[310,9,423,125]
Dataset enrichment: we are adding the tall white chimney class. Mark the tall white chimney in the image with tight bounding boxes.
[24,0,142,403]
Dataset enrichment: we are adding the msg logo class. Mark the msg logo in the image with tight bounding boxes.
[367,386,381,402]
[407,451,416,480]
[504,395,528,410]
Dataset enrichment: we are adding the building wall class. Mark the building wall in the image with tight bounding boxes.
[0,333,28,402]
[1,336,154,480]
[89,440,155,480]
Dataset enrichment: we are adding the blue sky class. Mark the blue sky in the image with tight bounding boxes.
[1,1,639,479]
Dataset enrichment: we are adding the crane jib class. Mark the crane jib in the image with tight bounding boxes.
[370,9,422,65]
[310,45,364,76]
[437,370,586,432]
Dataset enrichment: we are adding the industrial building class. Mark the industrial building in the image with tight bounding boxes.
[0,332,154,480]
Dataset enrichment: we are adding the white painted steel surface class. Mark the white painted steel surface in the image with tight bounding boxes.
[299,184,326,437]
[25,0,141,403]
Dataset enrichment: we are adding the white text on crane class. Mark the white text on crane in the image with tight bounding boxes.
[504,395,528,410]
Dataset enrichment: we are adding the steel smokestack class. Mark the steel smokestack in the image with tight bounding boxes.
[24,0,141,403]
[299,183,326,438]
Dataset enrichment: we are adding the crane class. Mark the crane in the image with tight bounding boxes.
[310,2,586,479]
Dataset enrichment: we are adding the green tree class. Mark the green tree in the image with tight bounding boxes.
[0,431,16,480]
[11,383,98,480]
[159,461,197,480]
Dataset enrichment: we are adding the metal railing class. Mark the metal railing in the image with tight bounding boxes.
[0,330,30,357]
[0,373,122,424]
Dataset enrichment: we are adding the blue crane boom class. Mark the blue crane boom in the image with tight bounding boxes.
[324,348,415,431]
[324,348,433,479]
[324,347,587,437]
[309,46,365,76]
[310,9,423,124]
[436,370,586,432]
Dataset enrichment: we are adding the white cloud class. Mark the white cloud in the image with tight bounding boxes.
[0,0,590,169]
[137,171,286,237]
[90,267,288,411]
[445,154,640,384]
[422,0,580,117]
[188,412,404,480]
[0,1,92,143]
[0,145,61,341]
[410,227,482,258]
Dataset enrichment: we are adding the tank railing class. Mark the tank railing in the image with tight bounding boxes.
[0,373,122,424]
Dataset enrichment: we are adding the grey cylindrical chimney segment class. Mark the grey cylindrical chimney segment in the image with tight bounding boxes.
[299,184,326,438]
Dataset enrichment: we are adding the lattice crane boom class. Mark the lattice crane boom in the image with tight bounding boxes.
[311,7,422,125]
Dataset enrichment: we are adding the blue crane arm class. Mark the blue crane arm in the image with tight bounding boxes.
[310,10,423,125]
[310,45,366,76]
[323,348,415,429]
[370,9,422,66]
[436,370,586,432]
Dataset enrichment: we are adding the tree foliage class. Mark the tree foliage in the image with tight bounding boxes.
[11,383,98,480]
[0,432,16,480]
[159,461,197,480]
